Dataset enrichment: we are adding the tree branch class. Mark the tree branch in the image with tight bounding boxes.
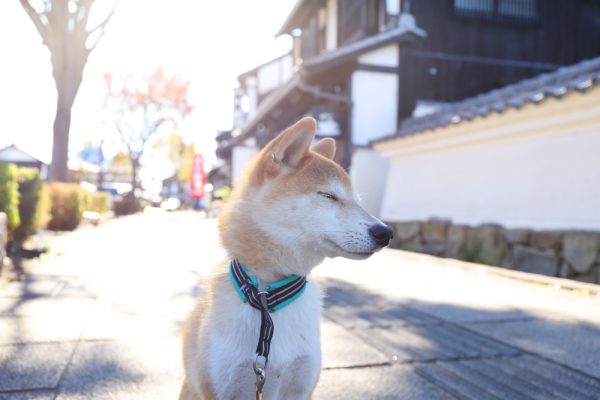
[19,0,49,46]
[86,0,119,52]
[116,124,133,156]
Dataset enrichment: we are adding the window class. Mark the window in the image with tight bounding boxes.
[338,0,379,46]
[498,0,537,19]
[454,0,538,23]
[455,0,494,15]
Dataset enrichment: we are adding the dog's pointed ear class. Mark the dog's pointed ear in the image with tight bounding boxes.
[311,138,336,160]
[269,117,316,168]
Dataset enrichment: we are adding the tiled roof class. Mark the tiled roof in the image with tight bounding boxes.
[375,56,600,144]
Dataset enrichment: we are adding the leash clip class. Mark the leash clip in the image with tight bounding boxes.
[254,355,267,400]
[253,354,268,374]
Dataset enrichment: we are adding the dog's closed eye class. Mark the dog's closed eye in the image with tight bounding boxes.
[317,191,339,202]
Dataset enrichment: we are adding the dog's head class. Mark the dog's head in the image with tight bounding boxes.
[220,117,393,274]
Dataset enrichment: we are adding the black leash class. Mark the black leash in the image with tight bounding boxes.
[230,259,307,361]
[230,259,308,399]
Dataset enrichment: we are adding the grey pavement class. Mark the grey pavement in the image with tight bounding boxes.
[1,211,599,399]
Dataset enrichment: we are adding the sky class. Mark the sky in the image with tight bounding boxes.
[0,0,296,171]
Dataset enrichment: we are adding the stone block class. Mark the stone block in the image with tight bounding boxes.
[446,225,469,258]
[559,262,574,278]
[572,270,599,284]
[467,225,508,266]
[512,246,559,276]
[394,221,420,241]
[563,232,600,274]
[421,219,449,243]
[388,233,402,249]
[417,242,446,257]
[530,231,562,252]
[399,237,423,253]
[500,252,513,269]
[502,228,530,245]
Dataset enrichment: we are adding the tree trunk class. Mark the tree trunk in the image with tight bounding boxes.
[19,0,115,181]
[130,157,139,193]
[48,37,85,182]
[49,94,74,181]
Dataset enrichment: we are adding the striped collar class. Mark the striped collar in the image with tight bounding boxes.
[229,259,307,313]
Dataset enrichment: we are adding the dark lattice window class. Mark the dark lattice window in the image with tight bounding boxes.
[338,0,378,46]
[454,0,539,23]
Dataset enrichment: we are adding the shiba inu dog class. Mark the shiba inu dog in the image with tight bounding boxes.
[180,117,393,400]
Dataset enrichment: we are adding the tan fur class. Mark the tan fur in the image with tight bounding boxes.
[216,118,347,279]
[180,117,386,399]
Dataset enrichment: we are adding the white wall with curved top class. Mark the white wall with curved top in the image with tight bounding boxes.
[375,88,600,231]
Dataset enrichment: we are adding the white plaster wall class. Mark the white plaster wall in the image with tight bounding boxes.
[378,123,600,231]
[350,148,389,218]
[256,55,294,96]
[386,0,400,15]
[245,77,258,118]
[326,0,337,51]
[232,146,258,187]
[358,44,399,67]
[257,62,280,95]
[280,55,293,82]
[351,70,398,146]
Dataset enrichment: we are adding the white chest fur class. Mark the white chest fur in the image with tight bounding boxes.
[202,281,322,400]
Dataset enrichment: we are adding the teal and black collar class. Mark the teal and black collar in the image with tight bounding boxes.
[229,259,307,312]
[229,259,308,363]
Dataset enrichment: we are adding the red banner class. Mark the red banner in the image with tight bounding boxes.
[191,154,206,199]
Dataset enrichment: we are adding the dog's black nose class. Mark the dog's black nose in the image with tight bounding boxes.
[369,224,394,247]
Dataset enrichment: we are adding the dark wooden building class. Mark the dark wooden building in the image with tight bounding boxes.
[396,0,600,120]
[215,0,600,189]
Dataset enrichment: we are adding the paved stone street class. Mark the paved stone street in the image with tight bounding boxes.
[1,211,599,399]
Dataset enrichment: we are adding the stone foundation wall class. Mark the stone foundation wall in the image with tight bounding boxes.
[388,219,600,284]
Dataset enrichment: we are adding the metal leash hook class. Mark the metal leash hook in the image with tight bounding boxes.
[254,367,266,400]
[254,355,268,400]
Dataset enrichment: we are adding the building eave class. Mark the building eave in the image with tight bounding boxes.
[221,76,301,153]
[373,56,600,146]
[237,51,293,85]
[0,144,49,166]
[220,74,353,156]
[276,0,313,36]
[302,25,426,77]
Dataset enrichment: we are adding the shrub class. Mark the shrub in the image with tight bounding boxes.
[84,191,111,214]
[46,183,85,231]
[113,194,142,216]
[13,167,51,242]
[0,163,20,233]
[37,183,52,229]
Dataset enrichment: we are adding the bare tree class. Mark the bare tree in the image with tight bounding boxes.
[104,69,193,192]
[19,0,118,181]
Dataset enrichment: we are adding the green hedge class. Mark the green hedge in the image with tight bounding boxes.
[84,191,111,214]
[113,195,142,216]
[0,163,20,233]
[3,165,116,235]
[46,182,85,231]
[13,167,51,242]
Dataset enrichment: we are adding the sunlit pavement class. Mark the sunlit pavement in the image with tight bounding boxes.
[1,211,600,399]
